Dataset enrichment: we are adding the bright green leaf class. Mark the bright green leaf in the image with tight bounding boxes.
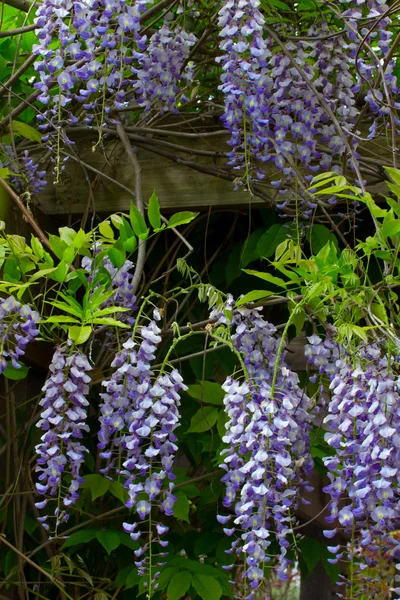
[167,211,199,229]
[129,202,148,238]
[242,269,287,288]
[235,290,275,306]
[257,224,288,259]
[148,190,161,230]
[99,221,114,239]
[68,325,91,344]
[108,241,126,268]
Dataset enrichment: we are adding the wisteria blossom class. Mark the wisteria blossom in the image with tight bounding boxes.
[35,348,91,534]
[214,298,314,590]
[0,295,40,373]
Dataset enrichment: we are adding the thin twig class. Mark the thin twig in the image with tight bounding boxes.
[0,176,52,251]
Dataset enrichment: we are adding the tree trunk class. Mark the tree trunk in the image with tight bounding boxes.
[300,561,338,600]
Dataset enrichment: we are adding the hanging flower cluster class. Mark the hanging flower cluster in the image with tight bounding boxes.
[0,145,47,195]
[304,329,340,411]
[33,0,151,131]
[214,300,314,591]
[216,0,398,216]
[35,347,91,534]
[132,23,197,115]
[321,342,400,577]
[0,296,40,373]
[98,309,187,585]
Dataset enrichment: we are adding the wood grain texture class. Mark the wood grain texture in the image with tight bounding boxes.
[35,126,392,214]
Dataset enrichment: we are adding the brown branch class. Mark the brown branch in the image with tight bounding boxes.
[0,176,51,251]
[0,23,36,38]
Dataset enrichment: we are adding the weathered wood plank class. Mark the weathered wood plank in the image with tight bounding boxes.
[35,126,392,214]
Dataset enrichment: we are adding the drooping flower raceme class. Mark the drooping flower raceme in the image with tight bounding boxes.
[132,23,197,115]
[35,347,91,534]
[318,340,400,591]
[214,299,313,591]
[98,308,187,586]
[0,295,40,373]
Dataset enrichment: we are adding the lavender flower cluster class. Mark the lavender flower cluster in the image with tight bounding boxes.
[304,331,400,594]
[0,296,40,373]
[0,145,47,195]
[33,0,150,131]
[216,0,399,216]
[35,347,91,534]
[98,309,187,583]
[132,23,196,115]
[214,299,313,591]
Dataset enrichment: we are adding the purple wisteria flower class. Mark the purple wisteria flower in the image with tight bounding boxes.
[0,295,40,373]
[132,23,196,115]
[213,297,313,589]
[320,340,400,583]
[98,308,187,580]
[35,347,91,533]
[0,145,47,195]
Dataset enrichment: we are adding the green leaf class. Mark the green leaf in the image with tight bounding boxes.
[62,529,98,548]
[49,261,69,283]
[289,305,306,337]
[192,575,222,600]
[385,166,400,188]
[96,530,121,555]
[31,235,44,259]
[0,167,13,179]
[382,219,400,237]
[240,229,264,267]
[109,481,128,503]
[92,317,130,328]
[3,361,29,380]
[217,410,227,438]
[173,493,190,523]
[167,571,192,600]
[129,202,149,238]
[186,381,224,405]
[243,269,287,288]
[108,240,126,268]
[148,190,161,230]
[187,406,219,433]
[83,474,110,501]
[298,538,322,576]
[235,290,274,306]
[99,221,114,239]
[45,315,80,324]
[68,325,91,345]
[307,225,338,255]
[12,120,42,143]
[257,224,288,258]
[48,235,68,260]
[167,211,199,229]
[59,227,77,246]
[157,568,179,590]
